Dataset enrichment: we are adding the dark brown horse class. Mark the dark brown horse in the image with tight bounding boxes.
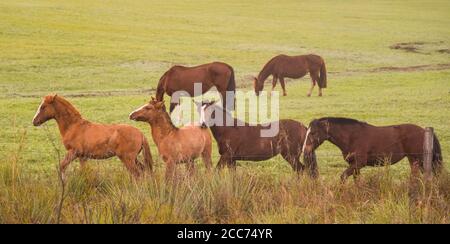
[156,62,236,113]
[32,94,153,180]
[197,101,317,176]
[302,117,443,181]
[253,54,327,97]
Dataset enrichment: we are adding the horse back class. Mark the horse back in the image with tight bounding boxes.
[351,123,424,164]
[164,62,231,94]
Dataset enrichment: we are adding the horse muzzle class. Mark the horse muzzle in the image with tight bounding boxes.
[32,119,42,126]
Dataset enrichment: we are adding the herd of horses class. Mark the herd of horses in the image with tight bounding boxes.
[32,54,443,182]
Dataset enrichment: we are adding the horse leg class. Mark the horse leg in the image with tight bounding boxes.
[169,96,179,114]
[270,75,278,96]
[307,80,316,97]
[185,160,195,176]
[407,156,421,179]
[201,147,212,171]
[60,150,77,182]
[165,159,177,181]
[79,158,87,169]
[282,153,303,173]
[279,77,287,96]
[227,159,237,171]
[341,154,366,182]
[119,155,141,178]
[216,155,230,171]
[135,158,145,173]
[309,72,319,97]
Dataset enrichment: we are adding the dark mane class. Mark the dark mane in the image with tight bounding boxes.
[319,117,367,125]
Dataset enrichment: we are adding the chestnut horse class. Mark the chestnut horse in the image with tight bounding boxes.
[129,98,212,179]
[302,117,443,182]
[156,62,236,113]
[253,54,327,97]
[32,94,153,179]
[197,101,318,176]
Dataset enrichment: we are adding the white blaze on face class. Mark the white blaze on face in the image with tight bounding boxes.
[200,104,207,125]
[130,104,146,118]
[302,128,311,154]
[32,100,44,123]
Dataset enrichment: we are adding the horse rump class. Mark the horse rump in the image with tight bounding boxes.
[225,66,236,111]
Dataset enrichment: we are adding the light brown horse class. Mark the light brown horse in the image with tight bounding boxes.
[156,62,236,113]
[253,54,327,97]
[129,98,212,179]
[32,94,153,179]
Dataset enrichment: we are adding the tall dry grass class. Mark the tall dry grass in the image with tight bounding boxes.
[1,144,449,223]
[0,127,448,223]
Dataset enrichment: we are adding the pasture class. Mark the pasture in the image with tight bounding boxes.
[0,0,449,223]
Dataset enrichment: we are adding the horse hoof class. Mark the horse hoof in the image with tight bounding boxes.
[283,93,287,96]
[307,94,311,97]
[318,94,322,97]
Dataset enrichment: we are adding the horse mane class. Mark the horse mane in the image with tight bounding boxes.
[319,117,367,125]
[156,69,171,101]
[53,95,82,118]
[149,100,178,130]
[257,56,277,83]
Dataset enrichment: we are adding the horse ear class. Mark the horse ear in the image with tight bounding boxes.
[49,94,58,103]
[155,101,165,109]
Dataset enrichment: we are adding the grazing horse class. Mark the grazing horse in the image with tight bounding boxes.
[32,94,153,179]
[302,117,443,182]
[253,54,327,97]
[197,101,317,176]
[129,98,212,179]
[156,62,236,113]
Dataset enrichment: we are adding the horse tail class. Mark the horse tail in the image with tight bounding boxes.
[225,66,236,110]
[142,135,153,172]
[318,58,327,88]
[432,132,443,175]
[156,71,168,101]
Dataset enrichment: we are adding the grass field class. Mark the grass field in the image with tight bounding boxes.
[0,0,449,223]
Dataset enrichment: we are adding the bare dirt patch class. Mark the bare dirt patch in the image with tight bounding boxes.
[8,88,154,99]
[437,49,450,54]
[389,42,425,53]
[373,63,450,72]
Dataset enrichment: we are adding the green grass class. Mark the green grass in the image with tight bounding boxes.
[0,0,449,223]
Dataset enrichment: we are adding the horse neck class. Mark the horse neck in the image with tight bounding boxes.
[257,61,274,84]
[149,112,176,146]
[53,100,83,136]
[326,124,351,153]
[156,73,167,101]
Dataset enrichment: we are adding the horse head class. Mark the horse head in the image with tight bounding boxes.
[302,119,330,155]
[252,76,264,96]
[129,99,166,122]
[32,94,59,126]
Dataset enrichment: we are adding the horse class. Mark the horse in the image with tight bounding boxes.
[155,62,236,113]
[253,54,327,97]
[302,117,443,182]
[197,101,318,176]
[129,98,212,179]
[32,94,153,179]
